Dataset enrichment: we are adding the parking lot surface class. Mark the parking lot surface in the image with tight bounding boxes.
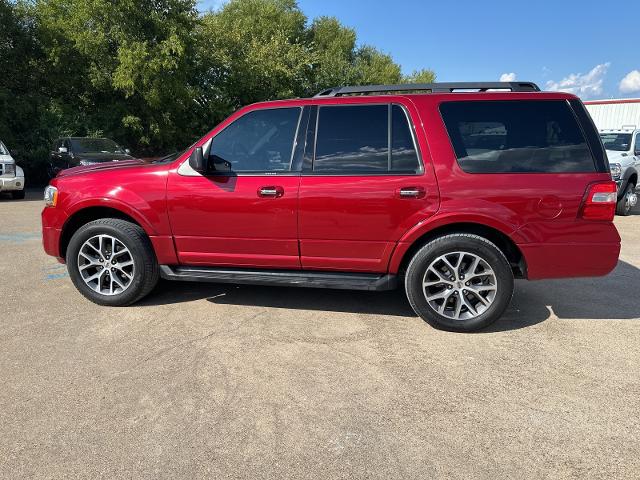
[1,190,639,479]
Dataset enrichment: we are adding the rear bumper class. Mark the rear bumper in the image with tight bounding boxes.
[519,242,621,279]
[0,175,25,192]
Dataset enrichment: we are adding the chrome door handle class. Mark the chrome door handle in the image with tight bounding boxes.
[398,187,426,198]
[258,186,284,198]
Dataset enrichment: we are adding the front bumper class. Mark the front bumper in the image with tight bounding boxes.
[0,175,25,192]
[42,205,66,262]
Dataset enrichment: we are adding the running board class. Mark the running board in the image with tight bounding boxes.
[159,265,397,291]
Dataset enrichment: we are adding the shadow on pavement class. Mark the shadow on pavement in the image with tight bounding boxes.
[140,281,417,317]
[0,188,44,202]
[138,260,640,332]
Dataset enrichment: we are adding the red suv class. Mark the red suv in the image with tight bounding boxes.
[42,82,621,331]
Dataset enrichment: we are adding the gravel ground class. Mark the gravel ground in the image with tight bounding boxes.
[1,189,639,479]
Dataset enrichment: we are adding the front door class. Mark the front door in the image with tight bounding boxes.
[298,102,439,272]
[167,106,304,269]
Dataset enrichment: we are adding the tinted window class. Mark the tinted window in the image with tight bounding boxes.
[391,105,420,172]
[440,100,596,173]
[209,107,301,172]
[569,99,608,172]
[313,105,420,174]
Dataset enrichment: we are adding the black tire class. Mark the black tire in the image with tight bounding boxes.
[616,182,635,216]
[11,190,25,200]
[66,218,159,306]
[404,234,514,332]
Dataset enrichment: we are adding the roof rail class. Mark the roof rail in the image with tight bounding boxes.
[314,82,541,97]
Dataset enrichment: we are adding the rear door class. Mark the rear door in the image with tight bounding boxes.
[167,106,305,269]
[297,102,439,272]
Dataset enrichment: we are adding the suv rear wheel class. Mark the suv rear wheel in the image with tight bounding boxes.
[405,234,514,332]
[66,218,159,306]
[616,182,637,216]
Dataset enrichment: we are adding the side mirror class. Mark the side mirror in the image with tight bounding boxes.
[189,146,206,172]
[58,146,68,154]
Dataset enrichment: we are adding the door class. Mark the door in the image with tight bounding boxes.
[298,103,439,272]
[167,106,304,269]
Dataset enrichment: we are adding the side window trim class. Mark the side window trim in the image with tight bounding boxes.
[303,102,423,176]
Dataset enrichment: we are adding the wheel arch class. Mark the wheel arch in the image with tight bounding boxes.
[392,222,526,278]
[59,206,148,259]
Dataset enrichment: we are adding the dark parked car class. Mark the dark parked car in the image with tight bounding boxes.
[42,82,621,332]
[48,137,134,178]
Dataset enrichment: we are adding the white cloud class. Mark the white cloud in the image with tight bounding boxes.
[545,63,610,99]
[499,72,517,82]
[619,70,640,94]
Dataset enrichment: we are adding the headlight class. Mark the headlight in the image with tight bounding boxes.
[3,163,16,176]
[44,186,58,207]
[609,163,622,179]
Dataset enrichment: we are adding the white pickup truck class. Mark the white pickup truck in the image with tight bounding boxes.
[0,140,25,199]
[599,129,639,216]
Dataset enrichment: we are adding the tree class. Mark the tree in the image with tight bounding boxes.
[35,0,201,152]
[3,0,436,185]
[196,0,311,119]
[0,0,53,183]
[403,68,437,84]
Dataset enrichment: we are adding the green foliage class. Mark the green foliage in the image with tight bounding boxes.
[1,0,435,185]
[403,68,437,84]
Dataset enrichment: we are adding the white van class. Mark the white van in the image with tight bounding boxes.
[0,141,25,199]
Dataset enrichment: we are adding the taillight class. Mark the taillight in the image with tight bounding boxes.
[579,181,617,221]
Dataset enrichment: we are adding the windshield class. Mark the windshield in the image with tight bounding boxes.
[152,143,195,164]
[0,141,9,156]
[71,138,125,154]
[599,133,632,152]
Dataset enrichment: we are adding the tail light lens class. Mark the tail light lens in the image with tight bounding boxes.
[579,181,617,221]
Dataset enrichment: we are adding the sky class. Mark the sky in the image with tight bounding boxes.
[198,0,640,100]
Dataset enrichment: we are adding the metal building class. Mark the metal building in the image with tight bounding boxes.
[584,99,640,130]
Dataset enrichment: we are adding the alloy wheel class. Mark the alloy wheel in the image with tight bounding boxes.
[77,234,135,296]
[422,251,498,321]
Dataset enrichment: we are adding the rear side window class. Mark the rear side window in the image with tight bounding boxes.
[313,104,421,174]
[440,100,597,173]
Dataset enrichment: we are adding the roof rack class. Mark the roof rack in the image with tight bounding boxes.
[314,82,541,97]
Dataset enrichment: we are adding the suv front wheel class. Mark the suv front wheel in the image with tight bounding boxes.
[405,234,514,332]
[66,218,159,306]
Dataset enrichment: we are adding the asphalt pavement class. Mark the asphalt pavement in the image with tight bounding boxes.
[1,189,639,479]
